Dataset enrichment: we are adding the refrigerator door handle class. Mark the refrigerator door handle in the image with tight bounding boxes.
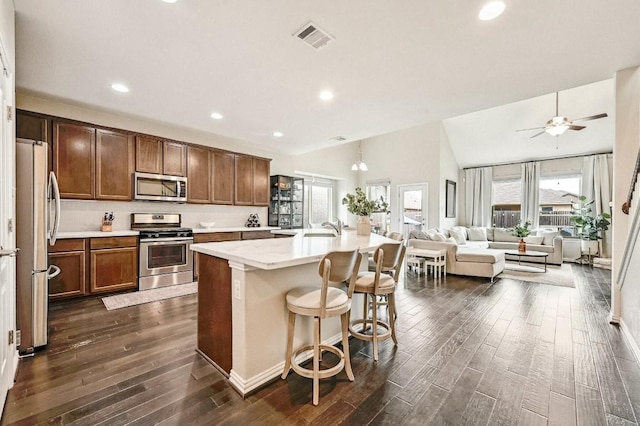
[48,171,61,245]
[46,264,61,279]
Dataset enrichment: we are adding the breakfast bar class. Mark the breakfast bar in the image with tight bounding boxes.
[190,230,395,396]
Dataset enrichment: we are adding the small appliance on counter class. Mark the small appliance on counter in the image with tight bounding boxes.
[131,213,193,291]
[16,138,62,354]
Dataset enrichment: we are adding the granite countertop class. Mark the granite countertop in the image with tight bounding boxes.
[192,226,280,234]
[190,229,395,270]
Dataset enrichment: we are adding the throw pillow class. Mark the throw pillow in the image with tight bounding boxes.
[451,226,468,240]
[493,227,520,243]
[449,227,467,245]
[409,230,430,240]
[537,229,559,245]
[467,227,488,241]
[431,232,447,241]
[446,236,458,245]
[524,236,544,245]
[486,227,494,241]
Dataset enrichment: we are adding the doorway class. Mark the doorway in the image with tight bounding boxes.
[398,183,428,238]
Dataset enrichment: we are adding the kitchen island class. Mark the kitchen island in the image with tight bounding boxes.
[190,230,397,396]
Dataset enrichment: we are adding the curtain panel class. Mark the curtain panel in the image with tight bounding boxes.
[582,154,612,257]
[521,161,541,229]
[465,167,493,227]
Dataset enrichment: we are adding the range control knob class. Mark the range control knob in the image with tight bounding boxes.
[153,233,160,238]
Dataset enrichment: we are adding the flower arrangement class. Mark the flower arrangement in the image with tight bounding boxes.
[342,187,389,216]
[509,220,532,238]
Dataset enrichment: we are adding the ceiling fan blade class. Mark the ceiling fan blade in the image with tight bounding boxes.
[573,113,608,122]
[568,125,586,131]
[530,130,546,138]
[515,126,546,132]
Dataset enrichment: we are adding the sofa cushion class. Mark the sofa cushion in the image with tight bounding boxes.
[524,236,544,245]
[449,228,467,245]
[456,248,505,263]
[465,240,490,249]
[486,227,494,241]
[494,227,520,243]
[467,227,488,241]
[537,229,559,245]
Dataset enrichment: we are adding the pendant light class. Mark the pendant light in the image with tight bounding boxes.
[351,141,368,171]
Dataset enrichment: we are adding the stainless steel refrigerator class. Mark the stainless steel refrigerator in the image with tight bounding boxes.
[16,138,61,354]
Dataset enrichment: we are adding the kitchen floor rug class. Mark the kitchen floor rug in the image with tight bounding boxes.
[102,282,197,311]
[499,263,576,288]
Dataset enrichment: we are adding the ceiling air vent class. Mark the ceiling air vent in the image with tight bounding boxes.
[331,136,346,142]
[294,21,334,50]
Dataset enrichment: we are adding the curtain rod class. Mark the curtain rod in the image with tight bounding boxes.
[462,150,613,170]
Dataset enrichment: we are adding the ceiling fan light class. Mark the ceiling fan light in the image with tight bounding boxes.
[545,125,569,136]
[351,163,359,171]
[359,162,368,171]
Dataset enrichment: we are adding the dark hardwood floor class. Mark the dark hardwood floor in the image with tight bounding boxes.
[2,264,638,425]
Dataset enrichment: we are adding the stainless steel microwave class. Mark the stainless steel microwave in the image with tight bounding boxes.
[134,172,187,202]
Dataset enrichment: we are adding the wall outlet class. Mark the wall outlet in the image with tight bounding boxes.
[233,280,241,300]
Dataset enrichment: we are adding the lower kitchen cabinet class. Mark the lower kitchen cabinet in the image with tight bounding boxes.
[48,239,87,299]
[193,232,241,281]
[90,237,138,293]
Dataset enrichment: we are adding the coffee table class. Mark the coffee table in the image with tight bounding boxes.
[503,249,549,272]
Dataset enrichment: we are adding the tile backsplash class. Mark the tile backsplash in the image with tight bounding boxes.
[59,200,268,231]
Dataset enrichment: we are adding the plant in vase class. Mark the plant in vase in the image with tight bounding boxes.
[342,187,389,235]
[570,195,611,255]
[509,220,532,253]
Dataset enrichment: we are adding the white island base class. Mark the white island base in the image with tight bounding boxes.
[191,230,394,396]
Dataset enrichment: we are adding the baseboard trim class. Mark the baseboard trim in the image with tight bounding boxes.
[620,319,640,365]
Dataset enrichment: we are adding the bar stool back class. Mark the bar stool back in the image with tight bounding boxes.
[349,243,406,361]
[281,249,362,405]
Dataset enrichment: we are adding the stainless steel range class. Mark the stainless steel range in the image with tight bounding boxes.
[132,213,193,291]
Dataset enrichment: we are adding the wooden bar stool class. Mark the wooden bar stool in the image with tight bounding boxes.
[281,249,361,405]
[349,243,406,362]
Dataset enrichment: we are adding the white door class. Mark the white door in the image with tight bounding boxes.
[0,48,16,417]
[398,183,428,238]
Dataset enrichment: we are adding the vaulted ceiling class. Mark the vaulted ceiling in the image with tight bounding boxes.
[13,1,640,161]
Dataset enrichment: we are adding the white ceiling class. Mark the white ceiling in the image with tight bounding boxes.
[13,1,640,160]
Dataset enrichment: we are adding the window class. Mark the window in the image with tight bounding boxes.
[303,177,335,226]
[367,180,391,234]
[492,179,521,227]
[539,175,580,236]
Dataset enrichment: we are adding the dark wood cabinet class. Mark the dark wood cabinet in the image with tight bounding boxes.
[136,137,186,177]
[193,232,241,280]
[187,145,212,204]
[212,150,235,205]
[135,135,163,174]
[48,239,86,299]
[16,110,50,142]
[235,155,270,206]
[163,141,187,177]
[89,237,138,293]
[53,122,96,199]
[96,129,134,201]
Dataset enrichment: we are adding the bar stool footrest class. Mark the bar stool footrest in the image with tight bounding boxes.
[290,344,346,380]
[349,318,392,342]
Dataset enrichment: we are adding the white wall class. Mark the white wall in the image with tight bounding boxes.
[616,66,640,344]
[439,125,460,229]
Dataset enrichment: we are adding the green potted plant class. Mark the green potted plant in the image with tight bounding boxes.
[570,195,611,254]
[509,220,531,253]
[342,187,389,235]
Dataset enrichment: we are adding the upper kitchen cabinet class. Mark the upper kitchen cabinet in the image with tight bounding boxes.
[17,110,50,142]
[135,136,186,177]
[96,129,135,200]
[187,145,212,204]
[211,150,235,205]
[235,154,270,206]
[53,122,96,199]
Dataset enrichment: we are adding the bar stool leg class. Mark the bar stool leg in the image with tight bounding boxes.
[372,295,379,362]
[362,294,369,332]
[313,316,320,406]
[341,312,354,381]
[388,292,398,345]
[281,311,296,379]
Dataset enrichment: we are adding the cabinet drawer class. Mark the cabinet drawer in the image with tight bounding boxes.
[194,232,241,243]
[90,236,138,250]
[49,238,85,253]
[241,231,274,240]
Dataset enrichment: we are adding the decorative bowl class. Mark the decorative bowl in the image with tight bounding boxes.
[199,222,216,228]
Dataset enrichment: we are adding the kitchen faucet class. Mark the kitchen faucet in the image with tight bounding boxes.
[321,217,343,236]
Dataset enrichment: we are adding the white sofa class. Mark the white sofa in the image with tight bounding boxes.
[407,238,505,283]
[411,226,564,266]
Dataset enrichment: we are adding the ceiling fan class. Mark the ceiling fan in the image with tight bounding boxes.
[516,92,608,138]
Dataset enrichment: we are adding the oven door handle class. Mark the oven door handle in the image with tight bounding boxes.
[140,237,193,244]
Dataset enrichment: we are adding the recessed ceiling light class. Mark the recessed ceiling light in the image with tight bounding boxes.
[111,83,129,93]
[319,90,334,101]
[479,1,506,20]
[273,132,283,137]
[210,112,223,120]
[162,0,178,3]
